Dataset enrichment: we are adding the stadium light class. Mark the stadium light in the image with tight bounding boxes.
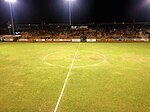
[5,0,16,3]
[5,0,16,35]
[65,0,75,25]
[65,0,75,1]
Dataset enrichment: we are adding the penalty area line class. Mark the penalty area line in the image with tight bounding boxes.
[53,43,80,112]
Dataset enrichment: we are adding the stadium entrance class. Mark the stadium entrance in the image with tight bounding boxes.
[80,35,87,42]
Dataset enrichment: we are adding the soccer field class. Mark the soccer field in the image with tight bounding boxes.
[0,42,150,112]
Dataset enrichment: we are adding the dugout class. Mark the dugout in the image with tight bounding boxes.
[1,35,21,42]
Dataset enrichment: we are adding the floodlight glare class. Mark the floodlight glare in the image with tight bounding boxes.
[65,0,75,1]
[5,0,16,3]
[5,0,16,35]
[65,0,76,25]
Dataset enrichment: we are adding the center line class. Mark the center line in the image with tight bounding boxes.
[53,43,80,112]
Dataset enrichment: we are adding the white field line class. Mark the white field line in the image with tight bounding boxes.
[43,52,107,68]
[53,44,80,112]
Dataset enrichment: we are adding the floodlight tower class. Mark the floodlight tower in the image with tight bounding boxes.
[5,0,16,35]
[65,0,75,25]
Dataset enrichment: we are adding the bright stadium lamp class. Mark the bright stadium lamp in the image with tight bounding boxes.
[65,0,75,1]
[65,0,75,25]
[5,0,16,35]
[5,0,16,3]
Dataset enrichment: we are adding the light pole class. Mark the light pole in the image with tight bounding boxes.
[5,0,16,35]
[66,0,75,25]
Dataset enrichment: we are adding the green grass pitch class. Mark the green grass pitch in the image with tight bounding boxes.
[0,42,150,112]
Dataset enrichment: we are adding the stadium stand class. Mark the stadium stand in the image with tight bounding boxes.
[0,23,150,42]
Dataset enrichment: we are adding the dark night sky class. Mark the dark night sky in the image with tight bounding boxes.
[0,0,150,26]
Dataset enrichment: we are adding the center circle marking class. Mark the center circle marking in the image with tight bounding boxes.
[43,51,107,68]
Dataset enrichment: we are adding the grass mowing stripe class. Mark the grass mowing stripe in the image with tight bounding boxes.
[53,43,80,112]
